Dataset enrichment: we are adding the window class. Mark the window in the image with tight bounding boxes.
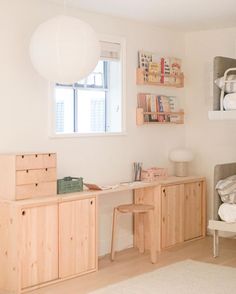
[53,38,125,136]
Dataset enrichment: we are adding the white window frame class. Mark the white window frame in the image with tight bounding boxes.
[48,34,126,138]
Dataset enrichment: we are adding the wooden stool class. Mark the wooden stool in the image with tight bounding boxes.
[110,204,157,263]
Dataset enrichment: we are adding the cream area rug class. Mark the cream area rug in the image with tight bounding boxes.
[90,260,236,294]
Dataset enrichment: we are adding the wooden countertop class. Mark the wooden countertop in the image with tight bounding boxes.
[1,175,205,208]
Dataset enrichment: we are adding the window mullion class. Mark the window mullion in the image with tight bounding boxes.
[105,61,109,132]
[73,87,78,133]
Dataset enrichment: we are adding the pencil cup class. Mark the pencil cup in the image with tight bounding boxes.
[133,162,142,181]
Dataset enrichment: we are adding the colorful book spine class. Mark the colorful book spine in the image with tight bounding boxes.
[160,58,165,84]
[137,93,146,110]
[155,96,160,112]
[157,96,164,112]
[138,93,149,121]
[150,95,157,120]
[160,95,170,112]
[157,96,165,122]
[169,96,179,112]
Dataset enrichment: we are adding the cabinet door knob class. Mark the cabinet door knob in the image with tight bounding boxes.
[90,200,93,205]
[22,211,26,216]
[162,217,165,223]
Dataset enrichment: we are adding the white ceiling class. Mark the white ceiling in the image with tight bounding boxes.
[50,0,236,31]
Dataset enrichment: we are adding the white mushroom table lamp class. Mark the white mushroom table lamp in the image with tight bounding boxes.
[169,148,194,177]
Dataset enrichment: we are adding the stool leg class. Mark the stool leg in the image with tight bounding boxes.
[148,210,157,264]
[138,213,145,253]
[111,207,119,261]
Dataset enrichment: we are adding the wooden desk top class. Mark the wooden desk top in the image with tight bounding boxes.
[1,175,205,208]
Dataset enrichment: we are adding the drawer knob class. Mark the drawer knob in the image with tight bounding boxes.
[45,168,48,171]
[48,154,51,157]
[21,155,24,159]
[22,211,26,216]
[35,154,38,158]
[35,183,38,187]
[26,169,29,173]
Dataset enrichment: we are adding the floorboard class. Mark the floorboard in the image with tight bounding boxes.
[30,236,236,294]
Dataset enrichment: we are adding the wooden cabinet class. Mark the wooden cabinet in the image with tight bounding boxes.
[161,184,184,248]
[21,205,58,288]
[59,197,97,278]
[0,175,204,294]
[134,177,206,252]
[0,194,97,294]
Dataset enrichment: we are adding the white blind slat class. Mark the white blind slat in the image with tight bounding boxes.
[100,41,121,61]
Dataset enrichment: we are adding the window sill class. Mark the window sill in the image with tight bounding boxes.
[49,132,127,139]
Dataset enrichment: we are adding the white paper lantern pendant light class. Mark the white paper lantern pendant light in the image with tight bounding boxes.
[29,15,100,84]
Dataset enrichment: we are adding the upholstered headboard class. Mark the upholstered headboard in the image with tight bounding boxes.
[213,56,236,110]
[214,162,236,219]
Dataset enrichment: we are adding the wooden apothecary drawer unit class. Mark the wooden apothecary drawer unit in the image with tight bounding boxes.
[134,177,206,252]
[0,153,57,200]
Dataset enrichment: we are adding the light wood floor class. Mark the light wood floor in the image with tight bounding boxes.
[31,236,236,294]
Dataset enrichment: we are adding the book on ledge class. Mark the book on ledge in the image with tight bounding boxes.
[84,183,119,191]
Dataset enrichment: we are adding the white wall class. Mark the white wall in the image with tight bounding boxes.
[185,27,236,222]
[0,0,186,255]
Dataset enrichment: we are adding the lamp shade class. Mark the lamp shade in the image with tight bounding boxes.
[169,148,194,162]
[29,15,100,84]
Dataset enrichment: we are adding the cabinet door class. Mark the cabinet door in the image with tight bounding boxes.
[184,181,203,241]
[161,184,184,249]
[21,204,58,289]
[59,197,97,278]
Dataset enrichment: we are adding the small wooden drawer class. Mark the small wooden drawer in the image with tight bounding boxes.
[16,182,57,200]
[16,168,56,185]
[16,153,56,170]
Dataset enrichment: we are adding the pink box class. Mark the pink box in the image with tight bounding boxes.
[141,167,168,181]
